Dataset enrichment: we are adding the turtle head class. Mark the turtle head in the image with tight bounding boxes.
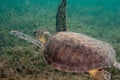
[33,29,51,44]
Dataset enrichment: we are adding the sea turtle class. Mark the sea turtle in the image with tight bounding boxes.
[10,0,120,80]
[10,30,120,80]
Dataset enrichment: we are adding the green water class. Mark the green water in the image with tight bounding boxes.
[0,0,120,54]
[0,0,120,79]
[0,0,120,55]
[0,0,120,48]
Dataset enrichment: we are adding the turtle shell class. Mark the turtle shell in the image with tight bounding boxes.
[44,32,115,73]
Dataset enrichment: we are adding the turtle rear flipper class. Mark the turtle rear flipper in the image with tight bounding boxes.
[113,60,120,69]
[10,30,44,48]
[89,69,111,80]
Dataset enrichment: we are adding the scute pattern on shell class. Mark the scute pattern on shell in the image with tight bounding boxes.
[44,32,116,73]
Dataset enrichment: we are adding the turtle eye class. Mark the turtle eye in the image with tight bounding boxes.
[33,30,36,35]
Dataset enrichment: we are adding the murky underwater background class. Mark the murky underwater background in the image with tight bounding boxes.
[0,0,120,80]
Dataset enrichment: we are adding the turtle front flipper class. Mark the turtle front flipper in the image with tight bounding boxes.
[10,30,44,48]
[56,0,68,32]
